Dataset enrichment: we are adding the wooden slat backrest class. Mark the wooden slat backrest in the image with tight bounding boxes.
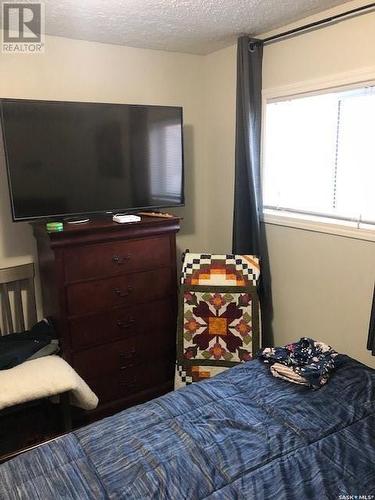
[0,263,36,336]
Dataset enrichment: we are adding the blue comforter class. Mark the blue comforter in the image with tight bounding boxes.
[1,356,374,499]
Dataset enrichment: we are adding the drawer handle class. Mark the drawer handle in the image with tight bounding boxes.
[120,363,135,370]
[120,381,137,390]
[113,286,133,298]
[112,254,131,265]
[120,350,136,360]
[116,318,135,329]
[120,374,137,384]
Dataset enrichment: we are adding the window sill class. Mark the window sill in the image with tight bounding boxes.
[262,209,375,243]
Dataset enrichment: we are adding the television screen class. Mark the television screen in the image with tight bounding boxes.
[0,99,184,221]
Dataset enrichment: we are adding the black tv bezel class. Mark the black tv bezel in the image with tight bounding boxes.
[0,98,185,222]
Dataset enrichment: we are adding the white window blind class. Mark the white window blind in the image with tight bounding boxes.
[149,122,182,202]
[263,85,375,227]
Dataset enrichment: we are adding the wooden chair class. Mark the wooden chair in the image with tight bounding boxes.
[0,263,37,336]
[0,263,71,460]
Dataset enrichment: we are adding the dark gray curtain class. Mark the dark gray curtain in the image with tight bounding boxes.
[232,36,273,346]
[367,286,375,355]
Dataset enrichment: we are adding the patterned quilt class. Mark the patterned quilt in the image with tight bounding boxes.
[0,356,374,499]
[175,253,261,388]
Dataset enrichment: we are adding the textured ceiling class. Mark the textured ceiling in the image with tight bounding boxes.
[27,0,352,54]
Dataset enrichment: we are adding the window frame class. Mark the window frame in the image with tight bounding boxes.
[261,69,375,242]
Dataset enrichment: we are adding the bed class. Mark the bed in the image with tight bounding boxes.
[0,355,374,499]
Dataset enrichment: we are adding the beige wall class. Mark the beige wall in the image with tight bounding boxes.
[1,1,374,367]
[263,3,375,89]
[0,35,207,312]
[262,2,375,368]
[265,225,375,367]
[203,44,237,253]
[201,1,375,367]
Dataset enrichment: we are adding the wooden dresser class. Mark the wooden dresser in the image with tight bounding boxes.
[33,216,180,418]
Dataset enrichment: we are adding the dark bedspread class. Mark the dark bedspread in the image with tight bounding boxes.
[1,356,374,499]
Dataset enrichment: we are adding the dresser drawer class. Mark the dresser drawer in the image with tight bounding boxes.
[64,236,171,282]
[73,335,174,381]
[66,268,173,316]
[86,359,174,404]
[69,298,174,350]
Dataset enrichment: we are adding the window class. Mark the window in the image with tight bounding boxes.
[263,85,375,230]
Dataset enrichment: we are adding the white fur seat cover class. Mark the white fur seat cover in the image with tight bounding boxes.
[0,355,98,411]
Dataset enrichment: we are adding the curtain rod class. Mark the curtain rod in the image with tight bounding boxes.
[262,2,375,45]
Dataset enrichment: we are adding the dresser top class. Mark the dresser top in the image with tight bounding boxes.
[32,215,181,247]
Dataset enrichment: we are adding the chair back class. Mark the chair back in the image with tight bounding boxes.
[0,263,37,336]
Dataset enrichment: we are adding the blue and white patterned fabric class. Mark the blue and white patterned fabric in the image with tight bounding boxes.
[0,356,374,499]
[259,337,340,388]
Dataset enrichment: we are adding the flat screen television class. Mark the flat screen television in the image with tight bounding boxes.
[0,99,184,221]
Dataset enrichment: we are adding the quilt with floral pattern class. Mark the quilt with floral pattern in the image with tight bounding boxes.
[175,253,261,388]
